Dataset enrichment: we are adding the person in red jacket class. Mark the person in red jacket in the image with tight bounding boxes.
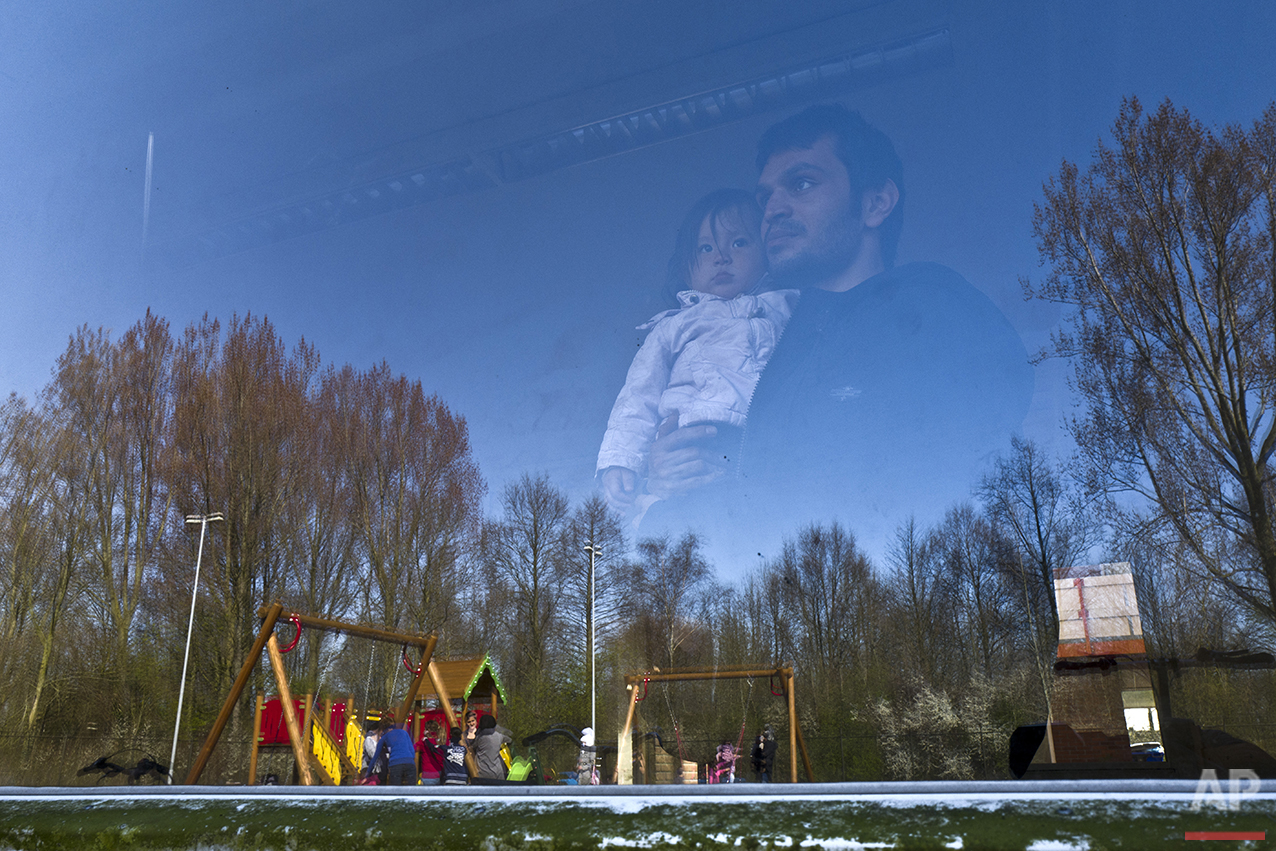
[417,721,445,784]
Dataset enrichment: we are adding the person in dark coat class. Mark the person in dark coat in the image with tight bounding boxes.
[643,105,1032,556]
[441,727,469,785]
[751,727,777,783]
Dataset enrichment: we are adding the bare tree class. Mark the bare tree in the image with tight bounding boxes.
[344,363,482,638]
[169,314,312,722]
[929,504,1015,681]
[1024,97,1276,622]
[770,523,879,696]
[0,396,59,723]
[51,315,176,719]
[977,437,1096,635]
[275,365,356,689]
[0,309,497,750]
[560,495,627,699]
[27,380,98,728]
[1109,510,1251,657]
[885,517,948,686]
[717,571,781,669]
[626,531,712,670]
[481,473,570,707]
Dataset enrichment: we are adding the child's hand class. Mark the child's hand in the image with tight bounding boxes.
[601,466,638,512]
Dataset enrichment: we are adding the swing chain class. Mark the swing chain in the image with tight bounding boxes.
[388,645,403,716]
[734,676,754,753]
[658,676,688,766]
[362,643,377,720]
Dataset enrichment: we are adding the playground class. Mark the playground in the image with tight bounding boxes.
[7,590,1276,848]
[173,602,815,789]
[187,603,524,787]
[614,667,813,785]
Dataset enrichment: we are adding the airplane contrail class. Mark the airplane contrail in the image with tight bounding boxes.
[142,132,154,244]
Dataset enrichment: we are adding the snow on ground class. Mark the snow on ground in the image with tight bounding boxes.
[599,832,684,847]
[7,788,1276,812]
[0,786,1269,851]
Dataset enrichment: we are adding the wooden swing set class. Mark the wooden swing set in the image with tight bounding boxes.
[615,666,815,784]
[183,602,478,784]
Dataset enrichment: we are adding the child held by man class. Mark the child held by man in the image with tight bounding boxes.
[597,189,796,523]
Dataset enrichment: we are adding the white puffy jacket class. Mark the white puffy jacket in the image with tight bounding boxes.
[596,287,798,476]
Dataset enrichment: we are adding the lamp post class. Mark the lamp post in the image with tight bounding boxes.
[583,544,601,738]
[168,512,224,784]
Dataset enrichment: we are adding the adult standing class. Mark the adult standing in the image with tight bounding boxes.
[751,727,777,783]
[371,719,418,786]
[463,710,479,751]
[471,714,513,781]
[647,105,1033,544]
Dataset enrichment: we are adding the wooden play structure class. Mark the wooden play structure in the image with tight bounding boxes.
[249,693,362,785]
[419,655,506,721]
[184,602,484,785]
[247,656,505,785]
[615,666,814,784]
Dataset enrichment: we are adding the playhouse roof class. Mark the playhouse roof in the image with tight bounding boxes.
[420,655,506,705]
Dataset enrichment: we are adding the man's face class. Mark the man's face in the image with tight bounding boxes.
[756,135,865,287]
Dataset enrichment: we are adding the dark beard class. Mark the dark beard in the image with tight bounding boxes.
[766,206,863,289]
[768,245,859,288]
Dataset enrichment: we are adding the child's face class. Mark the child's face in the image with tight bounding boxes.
[688,211,767,299]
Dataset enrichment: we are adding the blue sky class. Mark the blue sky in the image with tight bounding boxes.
[3,0,1275,575]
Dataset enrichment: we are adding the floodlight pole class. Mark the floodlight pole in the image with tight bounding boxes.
[583,544,601,738]
[169,512,224,784]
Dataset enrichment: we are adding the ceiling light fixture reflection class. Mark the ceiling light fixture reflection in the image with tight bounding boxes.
[161,27,951,266]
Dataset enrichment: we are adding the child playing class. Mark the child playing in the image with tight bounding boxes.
[597,189,797,519]
[441,727,469,785]
[714,740,740,783]
[361,719,386,785]
[577,726,599,785]
[418,720,445,784]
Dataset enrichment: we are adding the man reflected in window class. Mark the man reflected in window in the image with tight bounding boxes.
[647,105,1033,539]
